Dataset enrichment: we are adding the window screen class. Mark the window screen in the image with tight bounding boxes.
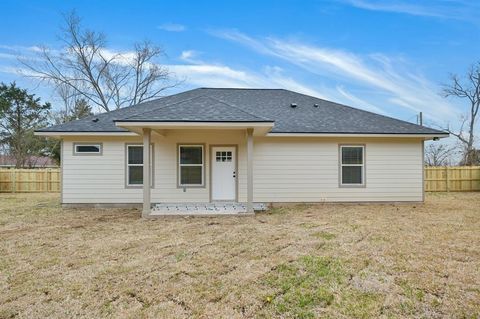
[178,145,204,186]
[126,145,153,186]
[341,146,364,185]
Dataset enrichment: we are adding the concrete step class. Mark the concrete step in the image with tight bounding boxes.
[150,202,267,216]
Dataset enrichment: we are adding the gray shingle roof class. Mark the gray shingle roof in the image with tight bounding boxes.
[122,95,270,122]
[37,88,446,135]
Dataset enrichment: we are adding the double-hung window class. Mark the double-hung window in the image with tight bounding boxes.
[126,144,153,187]
[340,145,365,186]
[178,145,204,187]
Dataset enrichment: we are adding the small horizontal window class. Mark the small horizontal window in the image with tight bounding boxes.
[74,144,102,155]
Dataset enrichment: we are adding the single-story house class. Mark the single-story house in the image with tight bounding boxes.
[35,88,448,216]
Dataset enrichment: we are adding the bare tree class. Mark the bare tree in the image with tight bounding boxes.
[56,83,81,121]
[424,143,455,166]
[442,62,480,165]
[20,11,178,112]
[0,142,7,155]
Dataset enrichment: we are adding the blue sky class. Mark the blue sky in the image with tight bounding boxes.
[0,0,479,131]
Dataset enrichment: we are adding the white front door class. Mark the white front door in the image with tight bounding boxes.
[211,146,236,201]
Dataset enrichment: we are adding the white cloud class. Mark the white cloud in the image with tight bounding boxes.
[340,0,479,22]
[179,50,202,64]
[213,30,459,122]
[0,52,17,60]
[336,85,387,115]
[209,29,273,55]
[263,65,330,99]
[2,34,460,126]
[180,50,195,60]
[0,65,38,76]
[344,0,445,17]
[0,45,43,52]
[0,66,21,75]
[157,23,186,32]
[169,63,273,88]
[99,48,137,65]
[0,44,45,61]
[1,40,323,99]
[168,62,331,100]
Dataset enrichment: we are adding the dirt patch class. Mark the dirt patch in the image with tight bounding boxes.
[0,192,479,318]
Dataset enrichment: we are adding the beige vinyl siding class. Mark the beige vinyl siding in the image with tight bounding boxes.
[151,131,247,202]
[253,137,423,202]
[63,136,141,203]
[62,133,423,204]
[62,131,247,204]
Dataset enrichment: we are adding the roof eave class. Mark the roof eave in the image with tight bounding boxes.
[34,131,139,138]
[266,132,449,140]
[114,121,275,136]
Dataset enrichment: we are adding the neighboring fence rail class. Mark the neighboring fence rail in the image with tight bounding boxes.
[425,166,480,192]
[0,167,479,194]
[0,169,61,193]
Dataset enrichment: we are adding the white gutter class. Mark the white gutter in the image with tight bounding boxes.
[266,133,449,139]
[35,131,139,137]
[35,129,448,140]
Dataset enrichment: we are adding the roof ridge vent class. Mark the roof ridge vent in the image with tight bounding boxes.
[290,103,297,108]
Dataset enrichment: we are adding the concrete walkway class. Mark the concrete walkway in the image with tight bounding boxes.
[150,202,267,216]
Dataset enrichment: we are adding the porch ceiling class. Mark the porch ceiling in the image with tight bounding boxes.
[114,121,274,136]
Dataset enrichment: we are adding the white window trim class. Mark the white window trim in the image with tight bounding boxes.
[178,144,205,187]
[340,145,366,187]
[126,144,153,188]
[73,143,102,155]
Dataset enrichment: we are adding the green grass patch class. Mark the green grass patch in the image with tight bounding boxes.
[312,231,336,240]
[396,278,426,315]
[174,251,188,262]
[260,256,386,318]
[398,279,425,302]
[336,290,383,319]
[299,222,319,229]
[261,256,344,318]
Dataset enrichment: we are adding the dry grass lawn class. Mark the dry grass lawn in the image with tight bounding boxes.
[0,193,479,318]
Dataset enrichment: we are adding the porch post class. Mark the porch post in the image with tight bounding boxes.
[142,128,151,217]
[247,128,254,214]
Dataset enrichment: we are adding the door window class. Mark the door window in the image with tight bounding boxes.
[216,151,232,162]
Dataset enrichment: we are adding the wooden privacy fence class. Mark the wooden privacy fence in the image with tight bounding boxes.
[0,167,479,193]
[425,166,480,192]
[0,169,61,193]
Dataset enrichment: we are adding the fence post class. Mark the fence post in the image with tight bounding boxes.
[48,169,51,192]
[11,169,16,193]
[445,166,449,192]
[44,169,48,192]
[470,167,473,192]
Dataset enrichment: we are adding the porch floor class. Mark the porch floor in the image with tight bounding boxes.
[150,202,267,216]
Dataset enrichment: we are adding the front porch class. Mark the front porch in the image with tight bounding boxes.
[150,202,267,216]
[114,120,274,217]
